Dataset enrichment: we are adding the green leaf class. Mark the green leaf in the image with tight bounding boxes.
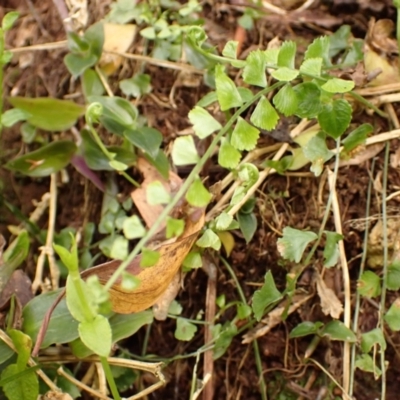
[8,329,32,369]
[387,260,400,291]
[66,276,97,323]
[277,227,317,263]
[64,52,97,77]
[23,289,79,348]
[215,212,233,231]
[273,84,298,116]
[222,41,239,58]
[357,271,381,298]
[196,229,221,250]
[0,341,14,365]
[250,96,279,131]
[230,117,260,151]
[323,231,342,267]
[109,159,128,171]
[124,127,162,159]
[121,272,141,291]
[299,57,323,77]
[321,320,356,342]
[79,315,112,357]
[237,212,257,243]
[293,82,321,118]
[2,365,38,400]
[175,318,197,341]
[243,50,267,87]
[355,354,381,377]
[2,11,19,31]
[53,240,78,273]
[212,322,237,360]
[329,25,351,58]
[186,178,212,207]
[343,39,363,65]
[218,138,242,169]
[1,108,32,127]
[145,149,169,179]
[140,248,160,268]
[146,181,171,205]
[189,106,222,139]
[215,64,243,111]
[271,67,299,82]
[304,36,330,66]
[82,68,105,98]
[5,140,77,177]
[277,41,296,69]
[196,91,218,107]
[318,99,352,139]
[8,97,84,131]
[119,73,152,98]
[183,251,203,269]
[289,321,324,338]
[171,135,199,165]
[166,217,185,239]
[123,215,146,239]
[110,235,128,260]
[237,303,252,319]
[361,328,386,353]
[342,123,372,152]
[302,133,334,176]
[321,78,355,93]
[384,299,400,331]
[252,271,282,321]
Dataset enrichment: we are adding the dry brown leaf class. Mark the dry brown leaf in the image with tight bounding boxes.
[131,158,182,233]
[315,272,343,319]
[82,207,205,314]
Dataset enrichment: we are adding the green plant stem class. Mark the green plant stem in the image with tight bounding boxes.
[348,158,375,396]
[86,113,140,188]
[0,27,4,135]
[379,142,390,400]
[104,81,285,292]
[100,356,122,400]
[220,256,267,400]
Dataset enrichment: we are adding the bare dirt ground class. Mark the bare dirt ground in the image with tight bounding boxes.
[2,0,400,399]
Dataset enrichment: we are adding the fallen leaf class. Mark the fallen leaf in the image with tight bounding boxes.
[82,207,205,314]
[315,272,343,319]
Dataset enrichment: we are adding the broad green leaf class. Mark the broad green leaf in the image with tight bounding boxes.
[342,123,372,152]
[212,322,237,360]
[123,215,146,239]
[264,48,279,66]
[110,235,129,260]
[243,50,267,87]
[124,127,162,159]
[293,82,321,118]
[215,64,243,111]
[302,133,334,176]
[64,52,98,77]
[321,320,356,342]
[250,96,279,131]
[271,67,299,82]
[231,117,260,151]
[277,41,296,68]
[384,299,400,331]
[140,248,160,267]
[318,99,352,139]
[166,217,185,239]
[222,41,239,58]
[109,159,128,171]
[277,227,317,263]
[304,36,330,66]
[79,315,112,357]
[171,135,199,165]
[2,365,38,400]
[5,140,77,177]
[273,84,298,116]
[82,68,105,98]
[23,289,79,348]
[387,260,400,291]
[144,149,169,179]
[140,26,156,39]
[196,91,218,107]
[343,39,363,65]
[299,57,323,77]
[215,212,234,231]
[329,25,351,58]
[183,251,203,269]
[121,272,141,291]
[252,271,282,321]
[196,229,221,250]
[0,341,14,364]
[321,78,355,93]
[83,21,105,59]
[238,163,259,185]
[189,106,222,139]
[1,108,31,127]
[8,97,84,131]
[355,354,381,377]
[186,178,212,207]
[119,73,152,97]
[237,212,257,243]
[146,181,171,205]
[175,318,197,341]
[66,276,97,323]
[357,271,381,298]
[323,231,342,267]
[21,123,37,143]
[218,138,241,169]
[289,321,324,338]
[53,241,78,273]
[361,328,386,353]
[237,303,252,319]
[8,329,32,370]
[238,87,254,102]
[2,11,19,31]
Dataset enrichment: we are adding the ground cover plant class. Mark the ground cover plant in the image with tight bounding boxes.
[1,0,400,399]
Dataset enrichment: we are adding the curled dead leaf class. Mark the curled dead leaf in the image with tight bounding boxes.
[315,272,343,319]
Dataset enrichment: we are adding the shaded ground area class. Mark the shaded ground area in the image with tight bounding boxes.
[2,0,400,399]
